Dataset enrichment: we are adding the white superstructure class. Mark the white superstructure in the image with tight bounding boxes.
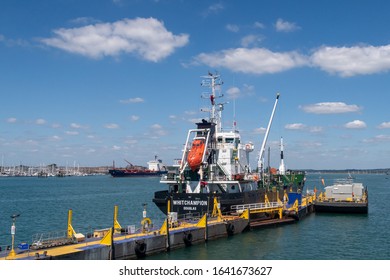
[147,156,167,171]
[161,73,279,195]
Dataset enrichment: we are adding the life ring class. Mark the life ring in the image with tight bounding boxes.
[135,241,147,258]
[141,218,152,232]
[226,223,235,236]
[183,231,193,246]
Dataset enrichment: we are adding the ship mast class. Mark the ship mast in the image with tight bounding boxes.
[201,72,224,131]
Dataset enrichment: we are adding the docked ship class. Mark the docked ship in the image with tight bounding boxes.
[153,73,305,216]
[109,156,167,177]
[315,180,368,213]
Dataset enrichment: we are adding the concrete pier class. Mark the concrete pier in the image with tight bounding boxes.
[0,214,248,260]
[0,193,316,260]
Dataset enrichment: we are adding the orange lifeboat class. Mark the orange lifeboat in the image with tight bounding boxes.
[270,167,278,175]
[187,139,205,171]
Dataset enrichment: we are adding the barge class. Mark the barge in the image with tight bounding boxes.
[0,205,249,260]
[1,192,317,260]
[314,182,368,214]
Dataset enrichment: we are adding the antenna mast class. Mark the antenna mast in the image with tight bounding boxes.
[201,72,224,131]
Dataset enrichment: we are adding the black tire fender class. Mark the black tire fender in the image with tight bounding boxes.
[183,231,193,246]
[135,241,147,258]
[226,223,235,235]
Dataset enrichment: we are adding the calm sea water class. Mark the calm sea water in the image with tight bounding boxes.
[0,173,388,260]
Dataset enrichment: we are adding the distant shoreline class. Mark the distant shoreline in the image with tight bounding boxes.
[303,168,390,174]
[1,164,389,177]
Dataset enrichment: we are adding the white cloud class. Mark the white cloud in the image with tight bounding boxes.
[188,118,203,124]
[0,34,29,47]
[285,123,306,130]
[41,18,189,62]
[65,131,79,135]
[344,120,367,129]
[300,102,361,114]
[193,48,308,74]
[86,148,96,153]
[184,111,197,115]
[50,135,62,141]
[112,0,123,5]
[35,118,47,125]
[203,3,224,16]
[378,122,390,129]
[243,84,255,94]
[253,21,265,29]
[190,43,390,77]
[26,139,38,145]
[125,139,138,145]
[240,35,263,48]
[151,124,162,130]
[253,127,266,134]
[225,84,255,100]
[69,17,100,26]
[363,134,390,143]
[284,124,322,133]
[70,123,83,129]
[309,126,324,133]
[275,18,300,32]
[299,141,323,148]
[151,124,167,136]
[120,97,145,104]
[226,24,239,32]
[226,86,241,99]
[257,96,268,103]
[311,44,390,77]
[130,115,140,121]
[104,123,120,129]
[6,117,17,123]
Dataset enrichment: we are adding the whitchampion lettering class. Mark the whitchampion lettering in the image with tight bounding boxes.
[172,200,207,206]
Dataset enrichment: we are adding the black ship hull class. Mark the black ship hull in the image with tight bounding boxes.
[154,172,306,216]
[314,201,368,214]
[153,189,285,216]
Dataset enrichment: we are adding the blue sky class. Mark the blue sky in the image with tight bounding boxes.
[1,0,390,170]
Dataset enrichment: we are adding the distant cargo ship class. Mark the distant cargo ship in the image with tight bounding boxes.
[108,156,168,177]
